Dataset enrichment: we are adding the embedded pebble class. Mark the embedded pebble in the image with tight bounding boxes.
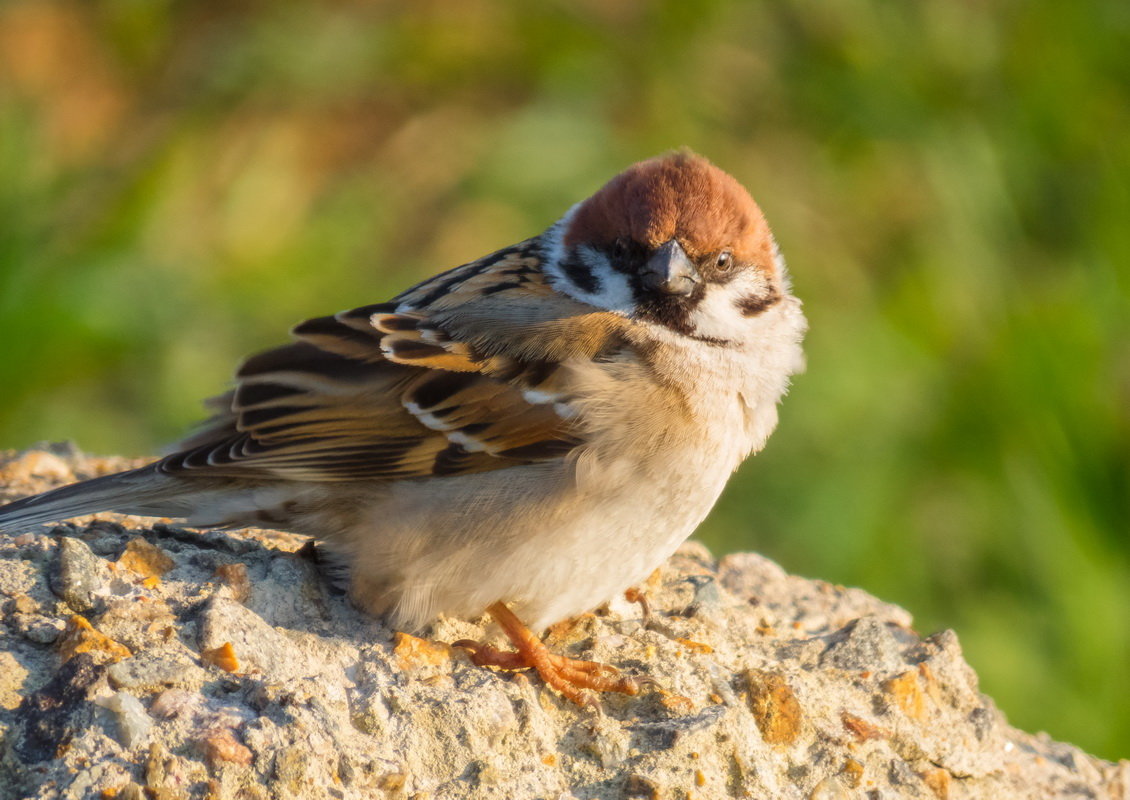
[49,536,110,613]
[746,670,803,745]
[117,537,176,580]
[107,654,209,694]
[199,728,253,767]
[116,783,147,800]
[149,689,205,720]
[57,614,132,664]
[3,450,73,482]
[96,691,153,748]
[822,615,906,673]
[14,613,66,644]
[201,641,241,673]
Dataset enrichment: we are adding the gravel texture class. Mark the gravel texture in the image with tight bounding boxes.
[1,446,1127,800]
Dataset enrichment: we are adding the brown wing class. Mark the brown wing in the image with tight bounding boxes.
[161,243,628,482]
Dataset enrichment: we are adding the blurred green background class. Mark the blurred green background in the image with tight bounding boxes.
[1,0,1127,759]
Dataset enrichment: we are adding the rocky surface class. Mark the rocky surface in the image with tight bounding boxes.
[0,446,1127,800]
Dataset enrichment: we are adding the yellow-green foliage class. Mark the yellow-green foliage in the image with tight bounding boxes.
[0,1,1126,759]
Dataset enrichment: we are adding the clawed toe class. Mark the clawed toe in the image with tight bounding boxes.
[453,639,528,670]
[451,603,652,706]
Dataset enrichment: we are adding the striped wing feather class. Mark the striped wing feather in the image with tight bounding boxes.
[161,245,619,482]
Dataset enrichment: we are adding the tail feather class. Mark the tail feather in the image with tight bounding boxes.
[0,466,189,532]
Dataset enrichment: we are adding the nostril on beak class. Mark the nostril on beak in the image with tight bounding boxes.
[642,240,700,297]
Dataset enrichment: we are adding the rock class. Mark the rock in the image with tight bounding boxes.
[116,537,175,580]
[745,669,803,745]
[57,614,132,664]
[0,450,73,484]
[11,613,65,645]
[1,448,1128,799]
[200,641,241,674]
[49,535,110,613]
[198,727,253,768]
[95,691,152,748]
[94,596,178,652]
[822,615,907,672]
[196,597,325,681]
[107,653,209,694]
[117,783,147,800]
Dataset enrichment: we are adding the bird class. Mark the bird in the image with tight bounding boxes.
[0,150,807,705]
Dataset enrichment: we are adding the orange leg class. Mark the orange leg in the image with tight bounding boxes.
[454,602,645,706]
[624,585,654,627]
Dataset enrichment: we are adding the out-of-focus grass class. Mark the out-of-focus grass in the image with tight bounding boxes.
[1,1,1127,759]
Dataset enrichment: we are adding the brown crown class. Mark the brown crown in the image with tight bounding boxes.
[565,150,774,268]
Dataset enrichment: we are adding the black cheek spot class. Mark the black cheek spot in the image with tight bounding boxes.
[737,289,782,317]
[560,253,601,294]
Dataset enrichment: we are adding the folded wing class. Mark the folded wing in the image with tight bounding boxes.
[164,243,628,483]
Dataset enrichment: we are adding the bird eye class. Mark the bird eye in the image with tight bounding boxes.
[611,239,629,259]
[716,250,733,271]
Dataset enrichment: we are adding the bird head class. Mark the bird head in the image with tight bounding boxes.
[549,150,790,342]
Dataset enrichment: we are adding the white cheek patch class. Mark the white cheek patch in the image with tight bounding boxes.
[542,210,635,314]
[562,246,635,312]
[689,273,767,341]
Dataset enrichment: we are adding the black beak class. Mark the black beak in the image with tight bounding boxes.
[641,240,700,297]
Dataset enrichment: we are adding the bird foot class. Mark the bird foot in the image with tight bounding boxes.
[454,602,645,707]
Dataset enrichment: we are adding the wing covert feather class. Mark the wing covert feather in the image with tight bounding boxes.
[161,243,628,483]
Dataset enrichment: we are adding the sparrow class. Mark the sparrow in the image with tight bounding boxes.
[0,151,806,705]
